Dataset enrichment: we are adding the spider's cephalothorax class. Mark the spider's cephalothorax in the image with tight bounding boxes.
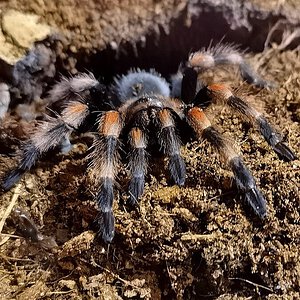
[1,44,297,243]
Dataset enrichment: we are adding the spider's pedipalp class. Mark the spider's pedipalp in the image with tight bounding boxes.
[187,107,267,218]
[163,97,186,120]
[188,43,273,89]
[204,84,297,161]
[128,125,148,205]
[90,111,123,242]
[158,108,186,186]
[1,101,89,191]
[122,95,186,189]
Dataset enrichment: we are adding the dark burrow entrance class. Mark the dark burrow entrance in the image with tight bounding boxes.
[74,5,299,83]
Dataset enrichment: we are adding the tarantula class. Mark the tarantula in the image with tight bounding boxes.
[1,44,296,243]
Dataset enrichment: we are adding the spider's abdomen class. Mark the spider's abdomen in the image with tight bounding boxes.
[114,70,170,102]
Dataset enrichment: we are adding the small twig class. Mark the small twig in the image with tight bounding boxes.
[157,212,176,216]
[0,184,21,234]
[0,254,36,263]
[165,261,176,294]
[0,233,21,246]
[277,28,300,50]
[82,257,145,291]
[0,275,10,282]
[229,277,273,292]
[264,20,300,51]
[180,232,220,241]
[0,236,10,246]
[206,190,233,202]
[47,270,75,284]
[264,20,284,51]
[0,233,21,238]
[47,290,75,295]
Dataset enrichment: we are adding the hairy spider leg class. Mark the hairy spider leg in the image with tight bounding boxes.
[89,111,123,243]
[1,101,90,191]
[157,108,186,186]
[188,43,274,89]
[187,106,267,218]
[196,84,297,161]
[48,73,100,104]
[127,111,149,205]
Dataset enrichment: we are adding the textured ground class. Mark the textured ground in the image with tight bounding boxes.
[0,1,299,300]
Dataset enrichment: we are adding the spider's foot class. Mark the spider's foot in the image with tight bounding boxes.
[169,154,186,186]
[230,157,267,218]
[128,175,145,206]
[101,211,115,243]
[258,116,297,161]
[252,79,276,90]
[96,177,116,242]
[244,187,267,219]
[239,62,276,90]
[273,142,297,162]
[1,169,24,191]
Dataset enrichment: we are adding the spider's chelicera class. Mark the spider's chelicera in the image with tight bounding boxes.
[1,44,297,242]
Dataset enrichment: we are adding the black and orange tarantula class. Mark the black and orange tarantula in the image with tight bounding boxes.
[1,44,296,242]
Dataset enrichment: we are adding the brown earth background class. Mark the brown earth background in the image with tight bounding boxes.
[0,1,299,299]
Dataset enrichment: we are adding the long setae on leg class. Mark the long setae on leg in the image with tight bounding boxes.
[89,111,123,243]
[128,125,148,205]
[157,108,186,186]
[202,84,297,161]
[2,101,90,190]
[187,106,267,218]
[188,43,274,89]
